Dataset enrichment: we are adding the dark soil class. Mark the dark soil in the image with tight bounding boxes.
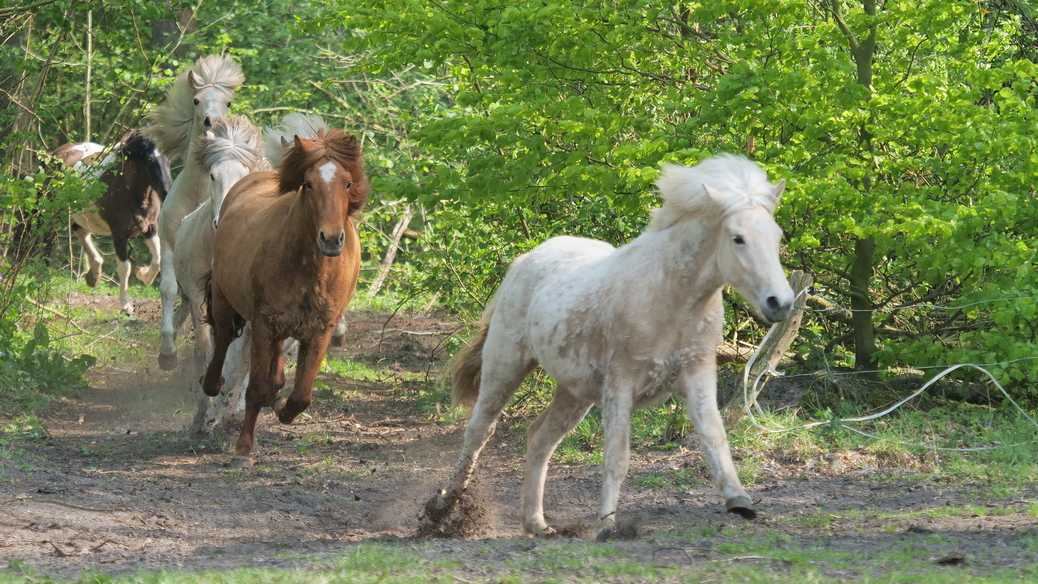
[1,295,1036,579]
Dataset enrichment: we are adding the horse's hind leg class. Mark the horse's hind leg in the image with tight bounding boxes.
[521,387,593,536]
[425,335,535,522]
[158,244,179,370]
[73,227,103,287]
[234,323,277,465]
[681,363,755,519]
[133,233,161,286]
[113,237,134,316]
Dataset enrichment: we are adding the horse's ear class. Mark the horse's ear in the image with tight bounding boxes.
[188,70,203,91]
[293,135,304,151]
[703,184,726,204]
[280,136,290,150]
[770,179,786,203]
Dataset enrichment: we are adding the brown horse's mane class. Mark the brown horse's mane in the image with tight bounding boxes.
[277,129,370,217]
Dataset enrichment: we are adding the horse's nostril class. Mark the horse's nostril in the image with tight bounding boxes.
[203,116,212,128]
[337,231,345,245]
[766,296,780,310]
[318,231,326,243]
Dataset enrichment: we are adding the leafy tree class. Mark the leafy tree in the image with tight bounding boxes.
[337,0,1038,395]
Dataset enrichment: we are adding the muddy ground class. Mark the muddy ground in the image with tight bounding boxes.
[1,295,1036,580]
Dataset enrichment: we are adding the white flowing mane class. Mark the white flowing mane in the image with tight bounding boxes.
[147,56,245,162]
[195,116,264,173]
[263,112,330,170]
[649,154,779,232]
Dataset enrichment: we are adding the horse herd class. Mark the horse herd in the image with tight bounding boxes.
[57,55,795,540]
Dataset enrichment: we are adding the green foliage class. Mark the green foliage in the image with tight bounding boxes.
[336,0,1038,398]
[0,320,95,415]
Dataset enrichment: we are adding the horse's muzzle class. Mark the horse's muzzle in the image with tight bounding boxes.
[761,295,793,323]
[319,230,345,257]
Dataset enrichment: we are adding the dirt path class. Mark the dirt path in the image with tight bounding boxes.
[1,297,1036,578]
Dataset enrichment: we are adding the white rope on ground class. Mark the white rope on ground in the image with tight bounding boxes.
[740,291,1038,452]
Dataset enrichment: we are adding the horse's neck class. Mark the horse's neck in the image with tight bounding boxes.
[617,218,724,311]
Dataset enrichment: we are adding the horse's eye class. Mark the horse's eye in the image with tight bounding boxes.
[226,101,232,107]
[303,181,312,190]
[733,235,745,245]
[345,182,352,189]
[193,98,200,106]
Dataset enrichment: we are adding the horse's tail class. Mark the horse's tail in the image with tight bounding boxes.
[200,270,246,339]
[449,296,500,410]
[201,270,215,327]
[448,322,488,410]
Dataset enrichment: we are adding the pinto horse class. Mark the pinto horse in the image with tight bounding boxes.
[202,126,368,465]
[172,116,265,433]
[57,129,172,315]
[423,154,795,540]
[147,55,244,371]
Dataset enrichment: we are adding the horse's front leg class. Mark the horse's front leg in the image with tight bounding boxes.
[596,383,634,541]
[112,237,134,316]
[157,240,179,370]
[273,333,328,424]
[681,358,755,519]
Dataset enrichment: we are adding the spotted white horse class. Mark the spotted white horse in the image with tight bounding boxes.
[424,154,794,540]
[147,55,245,371]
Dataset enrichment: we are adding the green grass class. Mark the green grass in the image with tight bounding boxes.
[1,533,1035,583]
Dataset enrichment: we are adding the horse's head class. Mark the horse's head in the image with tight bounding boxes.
[186,55,244,133]
[196,116,263,229]
[280,129,369,257]
[709,182,794,323]
[121,130,172,202]
[188,71,234,133]
[655,155,794,324]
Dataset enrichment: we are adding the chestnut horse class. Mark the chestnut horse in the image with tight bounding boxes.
[202,126,369,466]
[58,129,172,315]
[423,154,794,540]
[147,55,244,371]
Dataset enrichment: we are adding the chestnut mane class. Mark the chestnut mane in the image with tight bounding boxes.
[277,129,370,217]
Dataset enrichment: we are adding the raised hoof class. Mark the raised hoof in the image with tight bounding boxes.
[229,455,253,469]
[202,375,224,397]
[726,496,757,519]
[134,266,158,286]
[85,271,100,287]
[158,352,178,371]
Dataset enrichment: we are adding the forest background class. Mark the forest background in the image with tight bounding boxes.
[3,0,1038,411]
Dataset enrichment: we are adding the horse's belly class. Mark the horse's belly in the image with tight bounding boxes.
[72,210,111,235]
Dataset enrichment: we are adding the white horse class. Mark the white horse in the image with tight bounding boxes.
[147,55,245,371]
[262,113,352,346]
[172,116,264,433]
[424,154,795,540]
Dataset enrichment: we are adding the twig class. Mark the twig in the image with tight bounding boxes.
[25,297,91,334]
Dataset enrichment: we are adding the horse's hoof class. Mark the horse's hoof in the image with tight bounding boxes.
[158,352,178,371]
[122,306,134,318]
[85,271,100,287]
[595,526,617,542]
[725,496,757,519]
[229,455,253,469]
[330,334,345,347]
[202,376,224,397]
[273,397,298,424]
[423,490,453,522]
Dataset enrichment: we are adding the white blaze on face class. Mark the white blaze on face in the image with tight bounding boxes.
[319,161,337,185]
